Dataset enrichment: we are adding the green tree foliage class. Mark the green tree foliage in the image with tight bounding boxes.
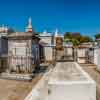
[64,32,93,46]
[79,36,93,43]
[95,34,100,39]
[64,32,72,39]
[71,39,80,46]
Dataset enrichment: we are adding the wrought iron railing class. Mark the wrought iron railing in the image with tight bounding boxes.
[8,56,35,73]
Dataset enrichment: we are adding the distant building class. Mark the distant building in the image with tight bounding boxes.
[0,25,8,37]
[39,29,64,62]
[39,29,64,46]
[39,30,54,45]
[0,25,14,55]
[80,42,93,48]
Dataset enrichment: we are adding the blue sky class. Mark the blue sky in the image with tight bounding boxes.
[0,0,100,37]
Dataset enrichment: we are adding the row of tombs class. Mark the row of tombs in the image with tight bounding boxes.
[0,18,100,78]
[1,32,100,75]
[0,18,66,76]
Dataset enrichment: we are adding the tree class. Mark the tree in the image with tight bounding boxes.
[64,32,80,46]
[95,34,100,40]
[64,38,79,46]
[71,38,80,46]
[64,32,93,46]
[8,28,15,34]
[79,36,93,43]
[64,32,72,39]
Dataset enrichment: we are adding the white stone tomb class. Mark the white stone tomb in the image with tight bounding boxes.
[25,62,96,100]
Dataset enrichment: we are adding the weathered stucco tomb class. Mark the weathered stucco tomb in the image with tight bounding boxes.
[25,62,96,100]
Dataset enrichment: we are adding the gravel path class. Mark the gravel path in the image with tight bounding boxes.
[80,64,100,100]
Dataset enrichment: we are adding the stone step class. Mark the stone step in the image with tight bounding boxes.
[0,73,34,81]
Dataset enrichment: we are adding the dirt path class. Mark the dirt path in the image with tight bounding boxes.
[80,64,100,100]
[0,74,42,100]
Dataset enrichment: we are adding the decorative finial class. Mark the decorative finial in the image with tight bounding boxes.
[5,26,8,33]
[43,30,47,34]
[28,17,32,28]
[26,17,33,32]
[55,29,59,37]
[1,24,5,32]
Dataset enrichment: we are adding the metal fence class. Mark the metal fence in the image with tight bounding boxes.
[87,48,94,63]
[8,56,34,73]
